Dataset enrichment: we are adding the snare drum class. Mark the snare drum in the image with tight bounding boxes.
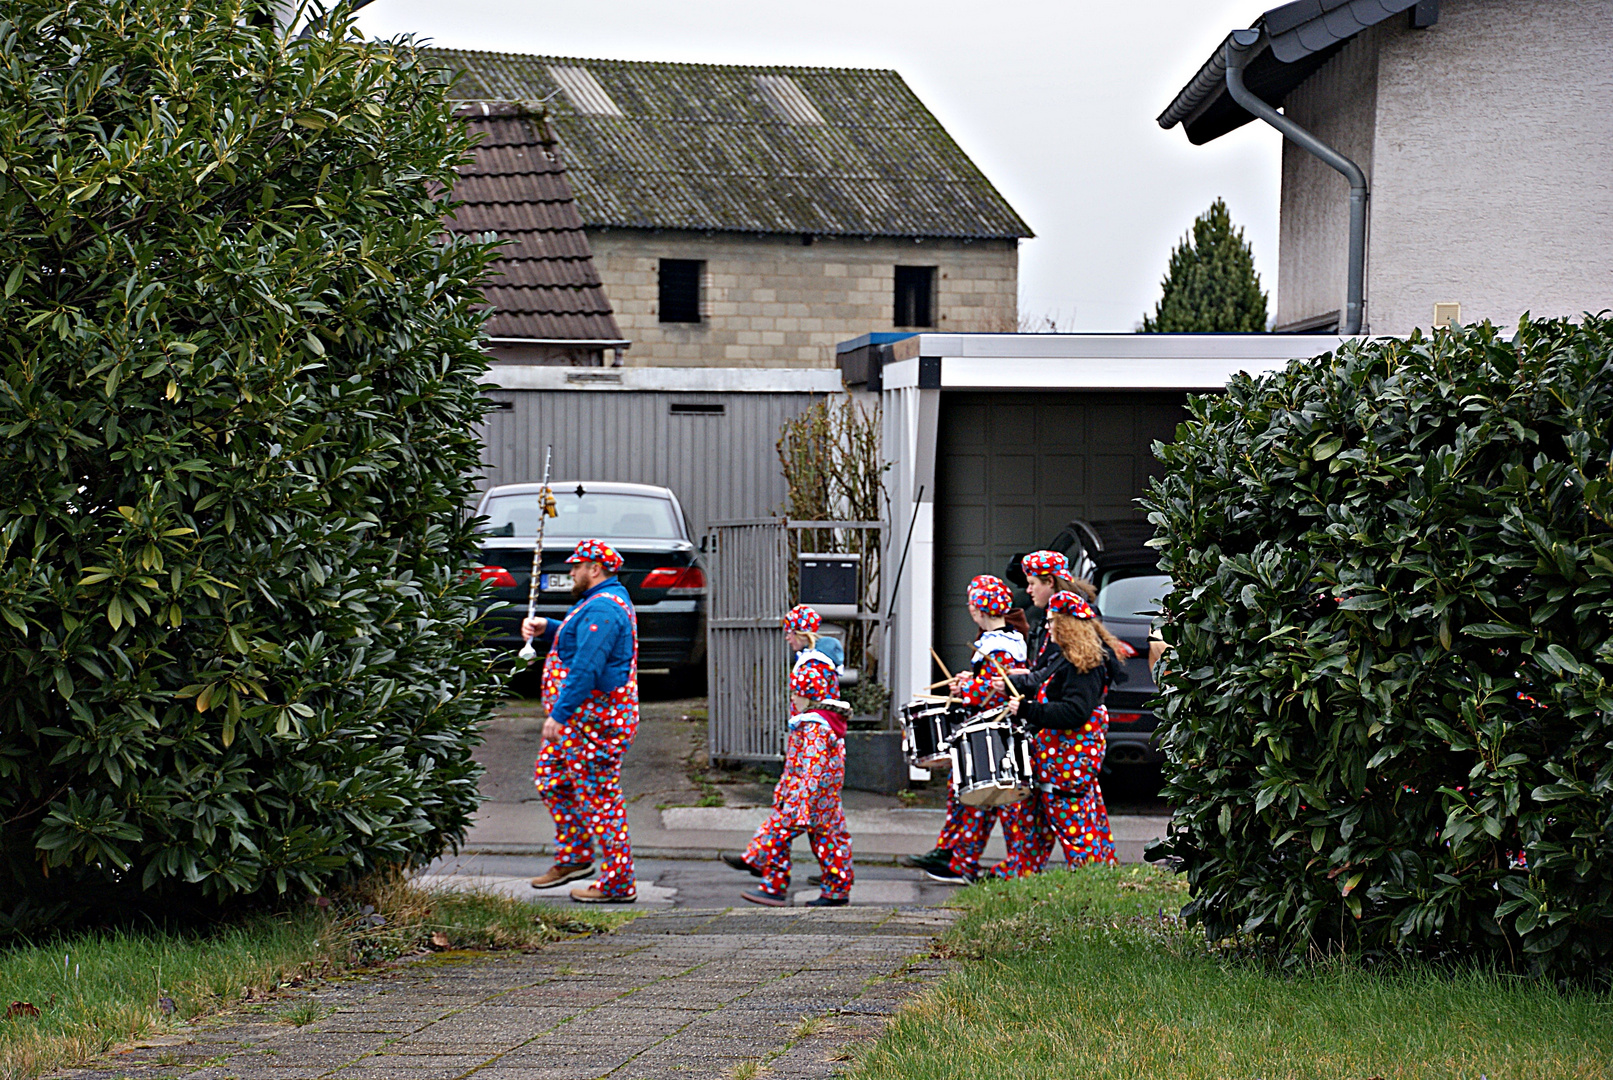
[899,696,957,767]
[951,713,1034,807]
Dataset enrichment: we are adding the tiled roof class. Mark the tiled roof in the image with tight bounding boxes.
[448,103,624,342]
[427,50,1032,241]
[1158,0,1422,145]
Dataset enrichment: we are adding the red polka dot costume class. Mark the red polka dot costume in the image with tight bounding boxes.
[740,659,854,901]
[992,590,1119,876]
[531,540,640,898]
[933,576,1026,879]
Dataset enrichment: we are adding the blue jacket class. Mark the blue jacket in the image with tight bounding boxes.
[538,578,636,726]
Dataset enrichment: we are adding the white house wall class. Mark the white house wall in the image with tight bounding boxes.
[1367,0,1613,335]
[1277,30,1380,331]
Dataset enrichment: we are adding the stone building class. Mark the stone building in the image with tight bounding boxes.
[1158,0,1613,336]
[431,49,1032,367]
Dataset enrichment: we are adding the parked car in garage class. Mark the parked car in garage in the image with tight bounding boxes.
[472,481,707,682]
[1007,519,1171,766]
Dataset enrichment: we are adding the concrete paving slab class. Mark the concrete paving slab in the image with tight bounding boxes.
[53,906,955,1080]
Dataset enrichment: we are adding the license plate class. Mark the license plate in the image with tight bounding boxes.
[542,573,571,592]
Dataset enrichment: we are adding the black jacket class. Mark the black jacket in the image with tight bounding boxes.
[1016,648,1128,732]
[1011,613,1063,696]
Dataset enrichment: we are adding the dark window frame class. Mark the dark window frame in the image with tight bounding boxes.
[894,265,937,328]
[659,258,704,324]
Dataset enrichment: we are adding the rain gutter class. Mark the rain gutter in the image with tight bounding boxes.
[1224,28,1368,334]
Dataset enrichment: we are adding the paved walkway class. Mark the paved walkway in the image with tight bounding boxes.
[66,907,954,1080]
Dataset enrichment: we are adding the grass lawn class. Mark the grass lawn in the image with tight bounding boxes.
[855,865,1612,1080]
[0,875,625,1080]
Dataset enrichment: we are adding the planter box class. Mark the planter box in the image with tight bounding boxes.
[843,730,906,794]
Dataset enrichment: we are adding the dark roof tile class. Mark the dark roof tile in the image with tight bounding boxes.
[427,49,1032,240]
[448,103,624,343]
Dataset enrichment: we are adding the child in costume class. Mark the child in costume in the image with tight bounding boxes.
[994,590,1125,876]
[910,576,1026,884]
[724,655,854,906]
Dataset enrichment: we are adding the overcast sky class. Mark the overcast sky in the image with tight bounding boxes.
[355,0,1280,333]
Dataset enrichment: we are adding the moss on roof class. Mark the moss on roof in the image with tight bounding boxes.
[426,49,1032,241]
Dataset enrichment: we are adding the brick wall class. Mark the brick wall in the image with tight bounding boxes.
[587,230,1018,368]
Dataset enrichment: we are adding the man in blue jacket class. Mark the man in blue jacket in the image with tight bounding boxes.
[520,539,639,903]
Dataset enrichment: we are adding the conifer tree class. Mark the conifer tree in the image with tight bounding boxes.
[1141,199,1268,332]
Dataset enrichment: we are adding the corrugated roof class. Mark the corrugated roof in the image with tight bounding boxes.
[1158,0,1421,145]
[426,49,1033,241]
[448,103,624,343]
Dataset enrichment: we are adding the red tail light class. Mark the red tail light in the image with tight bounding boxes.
[474,564,518,588]
[1109,712,1143,725]
[641,566,706,595]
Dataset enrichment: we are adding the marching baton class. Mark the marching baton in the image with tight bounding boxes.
[987,654,1024,699]
[517,445,556,662]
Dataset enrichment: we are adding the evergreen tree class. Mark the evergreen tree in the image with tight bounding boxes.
[1141,199,1268,332]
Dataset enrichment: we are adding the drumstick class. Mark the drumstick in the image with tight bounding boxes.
[929,647,952,680]
[987,655,1024,699]
[927,678,953,690]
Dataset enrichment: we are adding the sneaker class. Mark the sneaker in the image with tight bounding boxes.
[721,852,762,877]
[924,866,975,886]
[805,895,848,907]
[901,848,952,874]
[741,887,789,907]
[569,886,637,904]
[530,863,594,889]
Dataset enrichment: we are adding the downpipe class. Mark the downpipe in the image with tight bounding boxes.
[1225,29,1367,334]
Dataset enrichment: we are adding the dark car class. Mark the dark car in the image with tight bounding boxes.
[472,481,707,681]
[1007,519,1171,767]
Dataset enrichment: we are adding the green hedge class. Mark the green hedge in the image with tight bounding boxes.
[0,0,500,926]
[1144,316,1613,979]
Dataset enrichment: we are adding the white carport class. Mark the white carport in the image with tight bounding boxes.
[871,332,1348,708]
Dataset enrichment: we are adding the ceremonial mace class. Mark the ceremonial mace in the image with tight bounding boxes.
[517,445,556,662]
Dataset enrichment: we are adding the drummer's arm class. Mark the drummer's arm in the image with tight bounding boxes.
[1018,665,1104,731]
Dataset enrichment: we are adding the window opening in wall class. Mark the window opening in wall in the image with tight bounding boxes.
[894,265,936,328]
[670,402,725,416]
[659,259,703,323]
[485,398,516,411]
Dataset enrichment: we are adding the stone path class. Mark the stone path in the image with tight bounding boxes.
[63,906,955,1080]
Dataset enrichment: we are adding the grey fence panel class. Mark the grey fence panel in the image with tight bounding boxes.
[707,520,789,762]
[475,388,826,539]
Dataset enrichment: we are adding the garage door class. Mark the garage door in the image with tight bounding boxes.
[932,391,1189,667]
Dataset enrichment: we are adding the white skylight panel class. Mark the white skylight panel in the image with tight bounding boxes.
[754,74,825,125]
[547,66,624,117]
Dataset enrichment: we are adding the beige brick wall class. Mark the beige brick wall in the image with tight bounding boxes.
[587,230,1019,368]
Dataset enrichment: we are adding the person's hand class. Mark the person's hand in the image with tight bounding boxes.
[1004,697,1022,716]
[949,673,969,693]
[988,677,1007,695]
[1008,666,1028,675]
[521,616,546,641]
[542,718,562,742]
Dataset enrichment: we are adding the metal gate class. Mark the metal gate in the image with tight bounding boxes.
[705,517,887,763]
[705,519,791,761]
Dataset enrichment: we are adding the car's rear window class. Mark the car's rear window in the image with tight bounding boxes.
[478,490,683,541]
[1097,573,1172,619]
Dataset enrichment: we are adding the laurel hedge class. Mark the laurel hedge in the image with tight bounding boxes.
[0,1,500,927]
[1144,316,1613,980]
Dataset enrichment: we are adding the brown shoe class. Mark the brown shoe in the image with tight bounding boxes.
[530,863,594,889]
[570,885,637,904]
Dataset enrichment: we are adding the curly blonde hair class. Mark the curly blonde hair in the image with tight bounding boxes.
[1048,613,1125,673]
